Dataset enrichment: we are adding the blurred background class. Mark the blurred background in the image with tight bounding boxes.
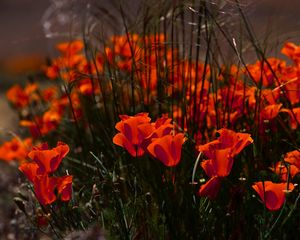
[1,0,300,129]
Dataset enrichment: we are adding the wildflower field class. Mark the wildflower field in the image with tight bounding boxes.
[1,0,300,239]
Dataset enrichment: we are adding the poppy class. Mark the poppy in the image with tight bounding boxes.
[198,128,253,160]
[56,175,73,201]
[56,40,84,56]
[147,133,186,167]
[6,84,37,108]
[142,115,174,151]
[270,161,300,181]
[34,174,57,206]
[19,162,39,183]
[284,149,300,169]
[280,108,300,129]
[252,181,294,211]
[198,128,253,199]
[113,113,154,157]
[28,142,70,174]
[198,176,222,199]
[260,104,282,121]
[0,137,32,162]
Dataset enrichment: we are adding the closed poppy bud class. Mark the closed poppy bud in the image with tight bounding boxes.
[56,175,73,202]
[252,181,294,211]
[147,133,186,167]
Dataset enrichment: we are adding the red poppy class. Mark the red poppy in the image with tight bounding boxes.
[198,128,253,199]
[260,104,282,121]
[198,176,222,199]
[34,174,57,206]
[56,40,84,56]
[280,108,300,129]
[19,162,39,183]
[198,128,253,160]
[270,162,300,181]
[142,115,174,151]
[56,175,73,201]
[0,137,32,162]
[200,148,233,178]
[147,133,186,167]
[252,181,294,211]
[6,84,37,108]
[113,113,154,157]
[284,149,300,169]
[28,142,70,174]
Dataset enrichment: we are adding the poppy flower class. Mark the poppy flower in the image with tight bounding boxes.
[281,42,300,64]
[284,149,300,168]
[142,115,174,151]
[0,137,32,162]
[198,128,253,199]
[56,40,84,56]
[147,133,186,167]
[113,113,154,157]
[200,148,233,178]
[270,161,300,181]
[198,128,253,160]
[19,162,39,183]
[28,142,70,174]
[34,174,57,206]
[56,175,73,201]
[252,181,294,211]
[6,84,37,108]
[260,104,282,121]
[280,108,300,130]
[198,176,222,199]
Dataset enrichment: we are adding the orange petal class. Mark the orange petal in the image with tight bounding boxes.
[199,176,222,199]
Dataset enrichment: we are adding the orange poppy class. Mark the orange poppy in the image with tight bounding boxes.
[19,162,39,183]
[56,40,84,56]
[198,128,253,199]
[113,113,154,157]
[281,42,300,64]
[147,133,186,167]
[28,142,70,174]
[270,161,300,181]
[280,108,300,129]
[0,137,32,162]
[142,115,174,151]
[198,128,253,159]
[6,84,37,108]
[198,176,222,199]
[284,149,300,169]
[252,181,294,211]
[200,149,233,178]
[260,104,282,121]
[56,175,73,201]
[34,174,57,206]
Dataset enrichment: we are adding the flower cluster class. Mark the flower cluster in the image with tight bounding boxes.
[113,113,186,167]
[197,128,253,199]
[19,142,72,206]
